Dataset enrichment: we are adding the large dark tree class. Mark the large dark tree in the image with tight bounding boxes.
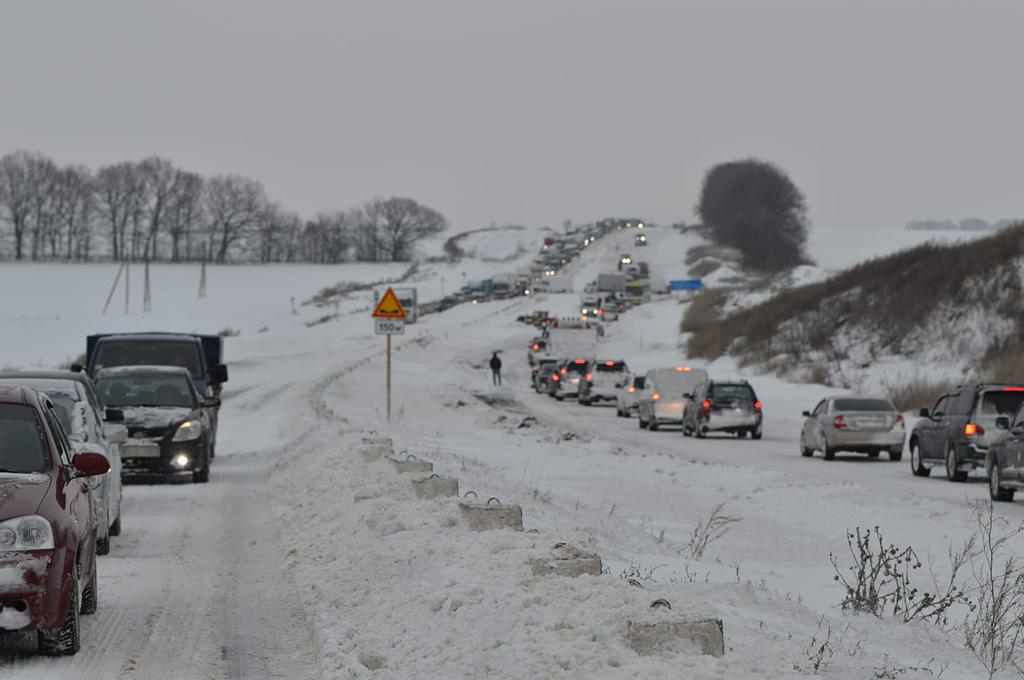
[697,159,810,272]
[362,197,447,262]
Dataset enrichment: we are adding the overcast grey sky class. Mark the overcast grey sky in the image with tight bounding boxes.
[1,0,1021,231]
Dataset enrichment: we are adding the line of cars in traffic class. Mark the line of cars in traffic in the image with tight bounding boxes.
[526,326,1024,504]
[0,332,228,655]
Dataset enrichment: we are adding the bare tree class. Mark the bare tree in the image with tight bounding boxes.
[51,165,95,260]
[96,162,145,261]
[166,171,203,262]
[138,157,181,261]
[204,175,268,263]
[0,151,57,260]
[363,196,447,261]
[256,204,303,263]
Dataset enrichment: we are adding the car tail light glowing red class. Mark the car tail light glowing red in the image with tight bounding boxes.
[652,392,661,401]
[561,367,567,374]
[551,373,560,381]
[585,373,592,381]
[532,344,539,351]
[894,414,905,428]
[606,361,615,367]
[1002,387,1024,392]
[833,415,847,429]
[702,399,711,413]
[627,386,635,393]
[753,400,763,411]
[575,359,586,364]
[964,422,984,436]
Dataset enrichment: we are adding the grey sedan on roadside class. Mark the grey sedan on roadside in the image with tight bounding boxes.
[800,396,905,461]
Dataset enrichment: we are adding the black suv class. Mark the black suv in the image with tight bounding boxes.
[683,379,763,439]
[909,383,1024,482]
[987,405,1024,503]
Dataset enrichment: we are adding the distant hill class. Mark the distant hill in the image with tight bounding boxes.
[906,218,1019,232]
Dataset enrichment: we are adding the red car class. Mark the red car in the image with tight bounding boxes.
[0,385,110,655]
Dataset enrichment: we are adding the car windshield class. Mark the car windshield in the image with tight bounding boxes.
[710,384,756,401]
[0,404,49,473]
[978,390,1024,416]
[96,374,196,409]
[834,398,894,412]
[95,340,203,378]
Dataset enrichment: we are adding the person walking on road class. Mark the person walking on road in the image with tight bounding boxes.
[490,351,503,386]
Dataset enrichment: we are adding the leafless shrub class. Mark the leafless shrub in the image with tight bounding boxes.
[962,501,1024,679]
[793,618,835,674]
[982,341,1024,384]
[830,526,973,624]
[688,259,721,279]
[685,502,741,560]
[886,378,959,412]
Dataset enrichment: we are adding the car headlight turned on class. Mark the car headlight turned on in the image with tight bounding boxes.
[0,515,55,551]
[172,419,202,442]
[171,453,191,469]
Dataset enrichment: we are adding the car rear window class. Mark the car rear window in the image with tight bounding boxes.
[0,404,49,473]
[710,384,756,401]
[833,398,895,412]
[633,376,646,388]
[977,390,1024,417]
[565,361,589,374]
[596,361,626,372]
[95,340,203,378]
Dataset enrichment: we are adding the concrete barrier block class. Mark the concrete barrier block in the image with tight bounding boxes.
[529,542,602,577]
[412,474,459,499]
[626,617,725,658]
[388,455,434,474]
[361,444,391,462]
[458,496,523,531]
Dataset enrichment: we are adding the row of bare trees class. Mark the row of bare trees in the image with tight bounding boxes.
[0,150,447,264]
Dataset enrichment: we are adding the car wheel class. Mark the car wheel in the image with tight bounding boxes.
[80,550,98,616]
[800,436,813,457]
[581,399,591,406]
[638,415,648,430]
[751,429,763,440]
[823,444,835,461]
[194,449,211,484]
[736,431,746,439]
[945,443,967,482]
[867,450,880,459]
[109,513,121,537]
[910,440,929,477]
[555,395,564,402]
[96,533,110,556]
[39,561,81,656]
[989,463,1015,502]
[889,447,903,462]
[696,425,706,439]
[649,420,659,432]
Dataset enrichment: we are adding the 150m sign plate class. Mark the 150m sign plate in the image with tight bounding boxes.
[374,318,405,335]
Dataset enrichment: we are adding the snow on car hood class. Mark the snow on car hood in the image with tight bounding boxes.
[0,473,52,518]
[121,406,196,431]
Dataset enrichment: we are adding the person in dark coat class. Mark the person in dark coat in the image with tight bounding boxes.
[489,352,503,386]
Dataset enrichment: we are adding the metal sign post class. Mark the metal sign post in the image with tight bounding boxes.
[371,287,408,422]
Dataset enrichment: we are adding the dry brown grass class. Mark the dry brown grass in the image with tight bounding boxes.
[982,342,1024,384]
[685,223,1024,361]
[688,259,721,279]
[887,378,960,412]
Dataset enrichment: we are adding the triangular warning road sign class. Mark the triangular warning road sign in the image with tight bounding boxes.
[372,287,407,319]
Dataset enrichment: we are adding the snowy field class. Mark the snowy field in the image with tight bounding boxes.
[2,223,1020,679]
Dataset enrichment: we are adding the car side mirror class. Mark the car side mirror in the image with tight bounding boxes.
[802,411,811,417]
[203,397,222,409]
[684,393,694,400]
[995,416,1011,430]
[70,363,84,373]
[918,408,930,418]
[72,448,110,477]
[104,407,125,423]
[209,364,229,384]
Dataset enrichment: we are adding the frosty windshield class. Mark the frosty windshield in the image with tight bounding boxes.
[97,374,197,409]
[0,405,49,473]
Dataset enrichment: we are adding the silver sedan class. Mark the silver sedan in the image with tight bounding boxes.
[800,396,905,461]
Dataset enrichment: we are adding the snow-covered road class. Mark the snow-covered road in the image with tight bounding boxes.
[1,447,321,680]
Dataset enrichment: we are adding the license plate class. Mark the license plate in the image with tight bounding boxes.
[124,444,161,458]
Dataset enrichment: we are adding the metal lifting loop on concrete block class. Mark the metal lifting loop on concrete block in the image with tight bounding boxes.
[427,473,439,479]
[650,599,672,610]
[405,453,418,461]
[486,497,501,505]
[463,490,479,499]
